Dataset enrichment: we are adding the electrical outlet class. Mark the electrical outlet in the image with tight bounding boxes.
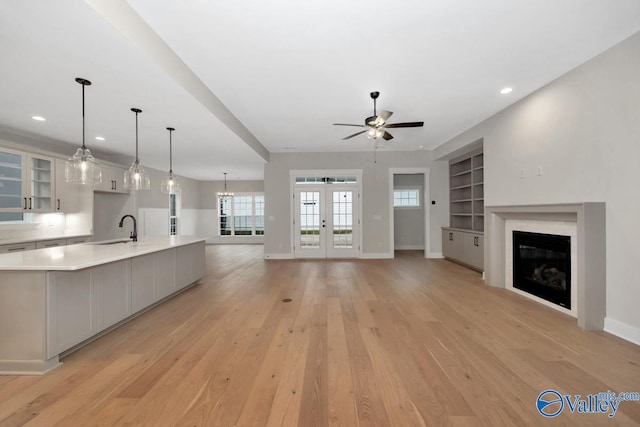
[536,165,543,176]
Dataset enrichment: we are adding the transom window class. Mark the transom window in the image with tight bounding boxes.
[393,189,420,207]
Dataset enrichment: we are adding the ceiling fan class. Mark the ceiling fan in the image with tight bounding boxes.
[333,91,424,141]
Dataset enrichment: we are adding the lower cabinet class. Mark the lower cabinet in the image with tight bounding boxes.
[155,249,177,300]
[94,262,131,331]
[46,242,204,358]
[442,228,484,271]
[47,270,94,358]
[131,254,155,312]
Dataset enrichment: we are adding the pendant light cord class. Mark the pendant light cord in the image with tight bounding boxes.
[131,108,142,165]
[168,128,174,174]
[81,83,86,151]
[135,112,139,164]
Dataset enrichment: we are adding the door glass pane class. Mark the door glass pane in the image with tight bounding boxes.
[0,152,23,209]
[31,157,52,210]
[300,191,320,248]
[332,191,353,248]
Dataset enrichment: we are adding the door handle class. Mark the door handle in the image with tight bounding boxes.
[57,199,61,211]
[23,197,27,210]
[28,197,32,210]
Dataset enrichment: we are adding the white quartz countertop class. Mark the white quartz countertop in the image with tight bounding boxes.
[0,236,207,271]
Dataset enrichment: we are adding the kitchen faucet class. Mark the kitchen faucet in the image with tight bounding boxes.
[118,215,137,242]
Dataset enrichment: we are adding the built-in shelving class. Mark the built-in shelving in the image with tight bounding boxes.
[449,149,484,232]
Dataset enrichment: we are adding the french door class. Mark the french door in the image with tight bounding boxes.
[294,186,359,258]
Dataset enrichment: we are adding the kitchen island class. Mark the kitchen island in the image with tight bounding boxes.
[0,236,206,375]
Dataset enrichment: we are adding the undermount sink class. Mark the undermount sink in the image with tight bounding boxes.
[91,240,130,245]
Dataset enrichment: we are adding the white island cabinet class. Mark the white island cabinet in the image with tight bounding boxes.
[0,236,206,375]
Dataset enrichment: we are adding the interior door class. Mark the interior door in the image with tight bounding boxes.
[294,186,359,258]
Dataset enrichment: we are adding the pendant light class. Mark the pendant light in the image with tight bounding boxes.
[217,172,233,197]
[161,127,181,194]
[65,77,102,184]
[124,107,150,191]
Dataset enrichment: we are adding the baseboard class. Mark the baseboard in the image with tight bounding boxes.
[395,245,425,250]
[360,252,394,259]
[604,318,640,346]
[264,253,293,259]
[427,251,444,259]
[0,357,60,376]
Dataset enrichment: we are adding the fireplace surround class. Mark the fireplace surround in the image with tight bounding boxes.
[484,203,605,330]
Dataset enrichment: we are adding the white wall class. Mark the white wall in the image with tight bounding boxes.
[434,31,640,342]
[264,151,449,257]
[393,174,425,250]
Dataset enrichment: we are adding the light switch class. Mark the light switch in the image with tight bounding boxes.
[536,165,543,176]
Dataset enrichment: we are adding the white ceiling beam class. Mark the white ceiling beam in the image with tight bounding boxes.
[83,0,270,162]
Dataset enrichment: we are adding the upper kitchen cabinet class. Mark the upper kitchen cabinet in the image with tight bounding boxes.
[54,158,78,213]
[94,164,128,194]
[0,148,54,213]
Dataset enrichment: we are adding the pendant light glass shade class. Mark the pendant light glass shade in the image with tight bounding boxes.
[217,172,233,197]
[124,108,150,191]
[161,127,181,194]
[66,78,102,184]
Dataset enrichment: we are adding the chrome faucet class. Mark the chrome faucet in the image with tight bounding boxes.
[118,215,137,242]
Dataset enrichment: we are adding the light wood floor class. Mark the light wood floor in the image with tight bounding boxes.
[1,246,639,426]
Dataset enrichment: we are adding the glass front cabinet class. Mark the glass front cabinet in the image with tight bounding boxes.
[0,148,54,213]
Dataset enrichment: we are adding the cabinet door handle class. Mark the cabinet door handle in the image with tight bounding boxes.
[44,243,58,247]
[23,197,27,210]
[8,247,26,252]
[449,232,453,241]
[28,197,32,210]
[57,199,61,210]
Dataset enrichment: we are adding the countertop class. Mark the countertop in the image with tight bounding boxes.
[0,236,206,271]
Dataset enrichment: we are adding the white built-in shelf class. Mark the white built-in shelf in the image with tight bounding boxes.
[449,149,484,232]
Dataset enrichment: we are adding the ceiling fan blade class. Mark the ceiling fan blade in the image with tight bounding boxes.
[385,121,424,128]
[382,131,394,141]
[333,123,366,127]
[378,110,393,122]
[367,110,394,126]
[342,130,367,140]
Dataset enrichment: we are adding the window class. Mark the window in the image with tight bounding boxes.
[169,194,177,235]
[218,193,264,236]
[393,189,420,207]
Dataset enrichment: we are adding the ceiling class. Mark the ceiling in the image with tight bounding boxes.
[1,1,639,181]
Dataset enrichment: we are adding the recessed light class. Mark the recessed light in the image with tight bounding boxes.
[500,87,513,95]
[95,136,105,141]
[32,116,46,121]
[418,145,424,149]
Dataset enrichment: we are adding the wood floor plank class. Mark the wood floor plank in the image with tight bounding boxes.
[0,247,638,426]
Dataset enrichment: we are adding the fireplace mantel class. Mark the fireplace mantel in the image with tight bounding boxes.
[484,203,606,330]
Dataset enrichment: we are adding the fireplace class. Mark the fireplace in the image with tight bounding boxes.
[512,231,571,309]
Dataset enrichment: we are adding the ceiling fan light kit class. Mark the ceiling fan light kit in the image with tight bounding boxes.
[333,91,424,141]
